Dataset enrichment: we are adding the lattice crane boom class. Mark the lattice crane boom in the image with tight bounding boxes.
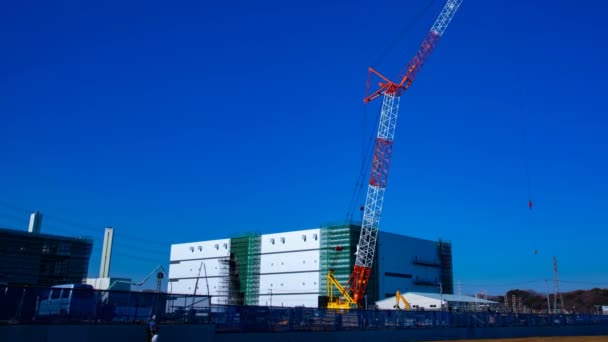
[343,0,462,306]
[364,0,462,104]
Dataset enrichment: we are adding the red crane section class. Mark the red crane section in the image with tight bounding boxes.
[332,0,463,308]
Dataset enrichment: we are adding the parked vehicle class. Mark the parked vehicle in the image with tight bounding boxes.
[36,284,95,319]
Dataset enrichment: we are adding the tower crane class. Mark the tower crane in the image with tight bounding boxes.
[327,0,462,309]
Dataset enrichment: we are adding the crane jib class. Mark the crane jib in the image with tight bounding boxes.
[329,0,462,309]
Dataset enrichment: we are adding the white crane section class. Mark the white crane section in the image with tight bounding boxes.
[431,0,463,37]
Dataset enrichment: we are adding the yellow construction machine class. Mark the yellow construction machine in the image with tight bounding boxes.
[326,270,357,310]
[393,290,411,310]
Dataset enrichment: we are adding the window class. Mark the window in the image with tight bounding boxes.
[313,234,318,241]
[189,247,194,252]
[385,272,413,279]
[430,305,437,308]
[214,244,219,250]
[280,237,285,244]
[302,235,306,241]
[223,243,228,249]
[270,238,275,245]
[198,246,202,252]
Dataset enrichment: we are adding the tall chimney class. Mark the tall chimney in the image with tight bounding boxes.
[99,227,114,278]
[28,211,43,233]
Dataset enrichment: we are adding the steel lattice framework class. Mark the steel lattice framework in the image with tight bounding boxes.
[344,0,462,305]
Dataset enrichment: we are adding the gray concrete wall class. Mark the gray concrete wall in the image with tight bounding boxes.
[0,324,606,342]
[0,324,215,342]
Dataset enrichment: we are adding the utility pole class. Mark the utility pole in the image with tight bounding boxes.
[544,279,552,314]
[269,288,273,307]
[553,256,565,313]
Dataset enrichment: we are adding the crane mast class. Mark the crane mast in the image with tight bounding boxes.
[341,0,463,306]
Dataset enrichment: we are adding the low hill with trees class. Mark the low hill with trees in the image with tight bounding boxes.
[488,288,608,314]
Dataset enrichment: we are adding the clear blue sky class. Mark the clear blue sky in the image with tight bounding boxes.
[1,0,607,295]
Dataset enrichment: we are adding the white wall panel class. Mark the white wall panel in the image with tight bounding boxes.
[258,272,320,296]
[260,229,320,254]
[260,250,319,274]
[169,258,228,279]
[169,277,224,296]
[170,239,231,261]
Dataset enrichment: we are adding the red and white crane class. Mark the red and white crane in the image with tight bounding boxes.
[328,0,463,309]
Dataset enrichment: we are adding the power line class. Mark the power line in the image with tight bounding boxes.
[462,280,545,288]
[370,0,438,68]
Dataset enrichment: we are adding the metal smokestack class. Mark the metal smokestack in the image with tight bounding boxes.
[99,227,114,278]
[28,211,43,234]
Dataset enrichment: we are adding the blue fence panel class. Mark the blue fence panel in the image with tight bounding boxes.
[2,285,608,331]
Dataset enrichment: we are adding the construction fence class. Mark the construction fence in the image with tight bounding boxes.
[1,284,608,332]
[210,305,608,333]
[0,284,210,324]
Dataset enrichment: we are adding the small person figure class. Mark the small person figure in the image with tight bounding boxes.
[147,315,158,342]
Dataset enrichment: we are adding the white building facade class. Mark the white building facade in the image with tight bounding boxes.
[169,238,231,304]
[375,292,497,311]
[168,224,453,308]
[258,229,320,307]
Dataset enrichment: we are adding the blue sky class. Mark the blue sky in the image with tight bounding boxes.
[1,0,607,295]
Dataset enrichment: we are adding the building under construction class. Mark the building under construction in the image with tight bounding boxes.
[168,224,453,307]
[0,212,93,287]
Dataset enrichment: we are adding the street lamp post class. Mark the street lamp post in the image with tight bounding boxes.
[439,283,444,311]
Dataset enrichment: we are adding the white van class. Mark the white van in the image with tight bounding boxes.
[36,284,96,319]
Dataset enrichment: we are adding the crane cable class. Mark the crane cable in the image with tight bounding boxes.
[345,103,378,222]
[520,86,534,210]
[345,0,438,222]
[370,0,438,68]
